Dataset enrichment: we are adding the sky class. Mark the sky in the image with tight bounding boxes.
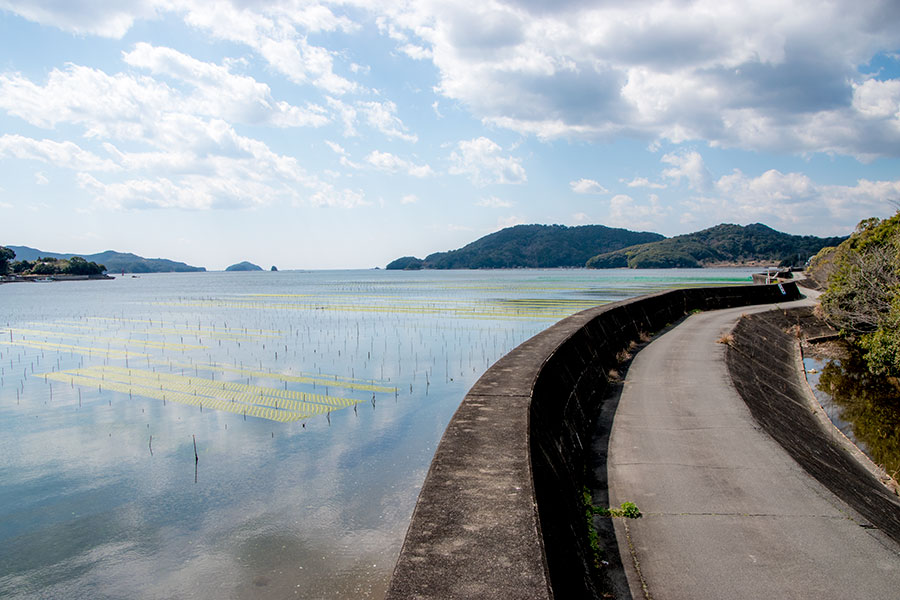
[1,1,899,270]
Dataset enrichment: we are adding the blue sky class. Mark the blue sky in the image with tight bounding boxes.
[1,1,899,270]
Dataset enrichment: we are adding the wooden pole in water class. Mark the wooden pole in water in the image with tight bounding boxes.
[192,434,198,462]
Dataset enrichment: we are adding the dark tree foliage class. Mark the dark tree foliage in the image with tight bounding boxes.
[818,213,900,376]
[6,255,105,276]
[12,260,32,274]
[586,223,846,269]
[387,224,663,269]
[64,256,106,275]
[0,246,14,274]
[385,256,424,270]
[31,261,60,275]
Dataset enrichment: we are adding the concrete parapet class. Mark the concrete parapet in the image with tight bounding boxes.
[386,282,801,600]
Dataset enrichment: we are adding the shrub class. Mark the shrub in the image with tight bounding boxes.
[819,213,900,376]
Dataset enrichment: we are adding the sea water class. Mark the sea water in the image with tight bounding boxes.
[0,268,756,599]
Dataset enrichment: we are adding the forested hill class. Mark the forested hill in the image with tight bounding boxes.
[386,224,664,269]
[7,246,206,273]
[585,223,846,269]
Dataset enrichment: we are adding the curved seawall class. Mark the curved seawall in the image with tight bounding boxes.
[385,282,801,600]
[726,307,900,543]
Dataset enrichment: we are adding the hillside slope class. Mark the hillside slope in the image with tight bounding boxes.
[7,246,206,273]
[586,223,846,268]
[386,224,664,269]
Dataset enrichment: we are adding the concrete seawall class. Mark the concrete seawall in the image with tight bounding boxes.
[386,282,801,600]
[726,307,900,543]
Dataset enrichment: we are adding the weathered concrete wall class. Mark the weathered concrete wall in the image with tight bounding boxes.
[726,308,900,543]
[385,282,801,600]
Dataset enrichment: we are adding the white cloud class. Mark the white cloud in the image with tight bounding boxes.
[449,137,526,185]
[0,57,364,211]
[324,140,361,169]
[376,0,900,158]
[0,135,118,171]
[570,178,608,194]
[0,0,165,38]
[670,169,900,235]
[324,98,418,142]
[307,183,367,208]
[661,151,712,191]
[1,1,359,94]
[0,59,328,136]
[77,172,223,210]
[326,97,358,137]
[7,1,900,157]
[572,212,590,224]
[34,171,49,185]
[711,169,889,230]
[852,79,900,120]
[623,177,666,189]
[475,196,513,208]
[122,43,329,127]
[177,0,358,95]
[324,140,347,155]
[365,151,433,177]
[400,194,418,204]
[357,101,417,142]
[400,44,432,60]
[0,64,171,133]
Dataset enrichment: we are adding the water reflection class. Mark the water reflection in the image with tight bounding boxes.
[807,350,900,477]
[0,269,757,598]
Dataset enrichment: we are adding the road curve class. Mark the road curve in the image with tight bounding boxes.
[608,300,900,599]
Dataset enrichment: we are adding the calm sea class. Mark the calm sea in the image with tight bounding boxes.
[0,268,756,599]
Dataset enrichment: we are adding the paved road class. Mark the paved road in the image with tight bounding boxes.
[608,299,900,599]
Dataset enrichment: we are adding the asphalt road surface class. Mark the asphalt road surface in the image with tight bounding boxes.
[608,299,900,599]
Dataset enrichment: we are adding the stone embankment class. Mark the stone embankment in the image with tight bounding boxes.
[385,282,800,600]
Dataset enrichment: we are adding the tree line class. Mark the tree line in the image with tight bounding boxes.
[0,246,106,276]
[811,213,900,377]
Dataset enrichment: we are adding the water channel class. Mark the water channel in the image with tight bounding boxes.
[804,350,900,479]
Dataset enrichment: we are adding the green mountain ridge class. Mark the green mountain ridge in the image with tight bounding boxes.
[585,223,847,268]
[388,223,847,270]
[387,224,664,269]
[7,246,206,273]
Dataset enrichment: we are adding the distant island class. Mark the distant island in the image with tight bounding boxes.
[7,246,205,273]
[387,224,663,270]
[388,223,847,270]
[226,261,263,272]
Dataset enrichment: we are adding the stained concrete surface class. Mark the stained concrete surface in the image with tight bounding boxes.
[387,284,801,600]
[608,301,900,600]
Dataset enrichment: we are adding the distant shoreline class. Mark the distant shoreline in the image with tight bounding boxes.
[0,266,773,282]
[0,274,115,284]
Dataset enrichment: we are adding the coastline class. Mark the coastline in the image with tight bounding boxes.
[0,274,115,284]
